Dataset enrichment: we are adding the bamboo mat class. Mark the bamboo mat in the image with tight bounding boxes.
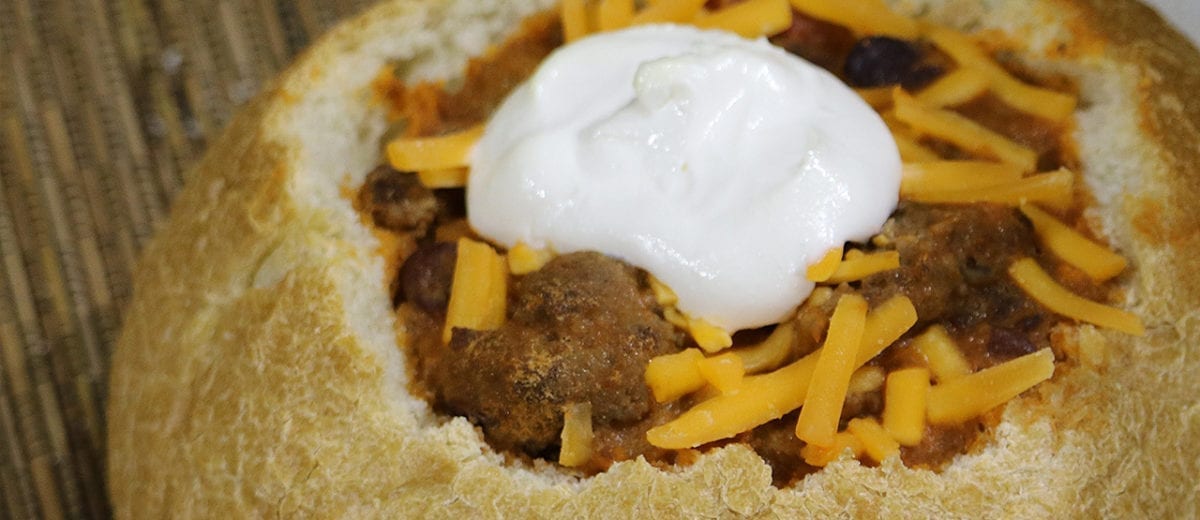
[0,0,377,517]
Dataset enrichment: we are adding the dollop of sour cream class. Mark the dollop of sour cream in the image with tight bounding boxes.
[468,25,900,332]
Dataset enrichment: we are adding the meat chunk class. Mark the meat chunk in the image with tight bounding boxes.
[358,166,437,234]
[861,203,1040,327]
[423,252,681,457]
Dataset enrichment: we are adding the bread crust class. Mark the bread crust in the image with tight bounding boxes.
[106,0,1200,517]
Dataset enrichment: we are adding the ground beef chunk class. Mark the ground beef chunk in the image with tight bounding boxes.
[423,252,681,458]
[861,203,1039,327]
[358,166,437,234]
[862,202,1054,367]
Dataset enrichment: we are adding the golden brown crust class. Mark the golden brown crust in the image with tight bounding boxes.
[107,0,1200,517]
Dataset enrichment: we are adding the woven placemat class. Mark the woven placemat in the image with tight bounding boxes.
[0,0,378,517]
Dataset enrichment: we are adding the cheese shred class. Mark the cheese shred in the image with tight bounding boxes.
[788,0,919,39]
[796,294,869,447]
[559,402,594,467]
[1008,258,1144,335]
[694,0,793,39]
[387,125,484,171]
[927,348,1055,424]
[893,89,1037,172]
[630,0,706,25]
[645,296,915,449]
[443,238,508,343]
[1019,204,1127,281]
[824,250,900,284]
[882,367,930,446]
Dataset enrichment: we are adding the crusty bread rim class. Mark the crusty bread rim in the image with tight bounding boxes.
[106,0,1200,517]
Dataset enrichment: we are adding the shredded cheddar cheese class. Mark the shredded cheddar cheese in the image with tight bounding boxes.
[597,0,635,31]
[694,0,793,39]
[645,348,706,402]
[697,352,746,393]
[882,367,930,446]
[927,348,1055,424]
[688,316,734,352]
[925,26,1077,123]
[846,417,900,463]
[856,87,894,110]
[629,0,706,25]
[732,321,795,374]
[1008,257,1144,335]
[823,250,900,284]
[893,132,941,162]
[559,402,594,467]
[507,242,555,275]
[417,167,468,189]
[1019,204,1127,281]
[892,88,1038,172]
[801,431,864,467]
[443,238,508,342]
[387,125,483,172]
[788,0,919,39]
[806,246,844,282]
[847,365,885,396]
[645,295,915,449]
[648,275,678,306]
[913,67,990,108]
[561,0,592,42]
[912,325,972,382]
[901,160,1023,195]
[796,294,869,447]
[902,168,1075,211]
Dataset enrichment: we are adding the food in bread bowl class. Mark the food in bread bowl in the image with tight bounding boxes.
[107,0,1200,516]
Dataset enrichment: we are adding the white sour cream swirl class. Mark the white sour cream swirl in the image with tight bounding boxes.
[468,25,900,332]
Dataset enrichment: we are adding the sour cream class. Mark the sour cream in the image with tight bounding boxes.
[468,25,900,332]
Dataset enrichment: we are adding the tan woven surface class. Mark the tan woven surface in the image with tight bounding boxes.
[0,0,377,517]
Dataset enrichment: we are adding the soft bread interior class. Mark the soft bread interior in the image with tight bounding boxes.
[107,0,1200,517]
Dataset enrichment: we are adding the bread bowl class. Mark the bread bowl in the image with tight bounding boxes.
[106,0,1200,516]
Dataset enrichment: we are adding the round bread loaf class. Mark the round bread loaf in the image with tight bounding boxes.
[106,0,1200,516]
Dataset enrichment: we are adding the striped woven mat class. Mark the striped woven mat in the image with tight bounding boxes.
[0,1,376,517]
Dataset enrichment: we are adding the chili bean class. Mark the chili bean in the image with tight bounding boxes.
[398,241,458,314]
